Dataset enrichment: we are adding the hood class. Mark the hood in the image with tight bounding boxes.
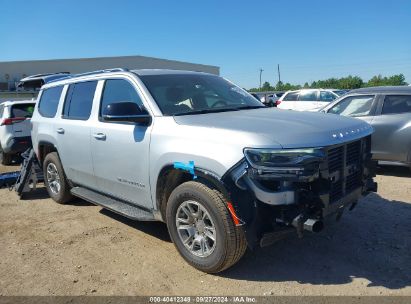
[173,108,373,149]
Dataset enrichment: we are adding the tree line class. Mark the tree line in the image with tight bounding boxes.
[248,74,408,92]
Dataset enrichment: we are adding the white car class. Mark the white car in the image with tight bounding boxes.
[0,100,36,165]
[277,89,340,111]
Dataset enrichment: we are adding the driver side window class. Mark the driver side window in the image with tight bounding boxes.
[100,79,143,117]
[328,95,375,117]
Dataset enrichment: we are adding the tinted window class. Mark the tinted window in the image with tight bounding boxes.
[11,103,35,118]
[0,105,4,118]
[382,95,411,115]
[320,91,337,102]
[100,79,143,116]
[298,91,318,101]
[328,95,374,117]
[283,92,299,101]
[332,90,347,96]
[140,74,263,116]
[38,86,64,118]
[63,81,97,120]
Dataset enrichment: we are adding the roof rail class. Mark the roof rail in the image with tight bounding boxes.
[72,68,129,78]
[20,72,70,82]
[47,68,129,84]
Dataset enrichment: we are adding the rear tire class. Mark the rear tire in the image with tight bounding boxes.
[0,148,12,166]
[166,181,247,273]
[43,152,73,204]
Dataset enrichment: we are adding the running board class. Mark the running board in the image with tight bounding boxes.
[70,187,155,221]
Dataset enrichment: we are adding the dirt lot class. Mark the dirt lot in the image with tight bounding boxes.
[0,164,410,296]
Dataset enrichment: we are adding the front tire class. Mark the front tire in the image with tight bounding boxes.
[43,152,73,204]
[166,181,247,273]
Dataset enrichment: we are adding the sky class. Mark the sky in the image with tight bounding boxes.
[1,0,411,88]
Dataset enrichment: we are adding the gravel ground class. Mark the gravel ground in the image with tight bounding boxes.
[0,164,410,296]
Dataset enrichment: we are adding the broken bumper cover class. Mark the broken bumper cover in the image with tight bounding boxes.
[222,136,377,248]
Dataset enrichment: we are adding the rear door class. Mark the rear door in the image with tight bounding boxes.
[278,91,299,109]
[55,81,98,189]
[370,94,411,163]
[296,90,319,111]
[10,103,35,138]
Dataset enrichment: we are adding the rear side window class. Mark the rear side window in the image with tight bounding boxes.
[11,103,35,118]
[283,92,298,101]
[0,105,4,118]
[63,81,98,120]
[298,91,318,101]
[38,86,64,118]
[382,95,411,115]
[100,79,143,116]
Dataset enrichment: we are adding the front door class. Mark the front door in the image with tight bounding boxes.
[371,95,411,162]
[90,78,153,209]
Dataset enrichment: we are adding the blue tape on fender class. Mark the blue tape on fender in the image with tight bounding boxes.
[174,161,197,179]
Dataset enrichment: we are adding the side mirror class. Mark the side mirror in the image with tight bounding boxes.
[102,102,152,125]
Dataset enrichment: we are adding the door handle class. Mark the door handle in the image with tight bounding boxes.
[93,133,106,140]
[57,128,65,134]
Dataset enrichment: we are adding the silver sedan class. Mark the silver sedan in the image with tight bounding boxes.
[321,86,411,170]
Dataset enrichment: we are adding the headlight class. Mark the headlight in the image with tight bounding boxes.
[244,148,325,171]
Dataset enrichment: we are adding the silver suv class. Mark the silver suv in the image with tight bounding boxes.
[31,69,376,273]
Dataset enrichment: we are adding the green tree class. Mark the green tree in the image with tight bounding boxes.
[261,81,273,91]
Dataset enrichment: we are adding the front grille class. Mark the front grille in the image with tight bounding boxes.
[346,140,361,165]
[327,137,367,203]
[328,146,344,172]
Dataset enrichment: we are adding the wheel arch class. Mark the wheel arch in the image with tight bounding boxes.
[37,141,58,165]
[155,164,229,221]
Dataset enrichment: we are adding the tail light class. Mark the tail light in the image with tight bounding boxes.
[275,100,281,106]
[1,117,26,126]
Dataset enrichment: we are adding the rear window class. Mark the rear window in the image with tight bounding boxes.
[11,103,35,118]
[63,81,98,120]
[38,86,64,118]
[283,92,299,101]
[382,95,411,115]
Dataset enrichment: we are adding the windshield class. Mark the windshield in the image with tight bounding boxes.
[139,74,264,115]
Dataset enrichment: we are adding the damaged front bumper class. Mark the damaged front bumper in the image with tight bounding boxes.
[222,136,377,248]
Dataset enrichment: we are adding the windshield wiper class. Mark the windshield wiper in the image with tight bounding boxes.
[173,107,242,116]
[173,105,265,116]
[233,105,266,110]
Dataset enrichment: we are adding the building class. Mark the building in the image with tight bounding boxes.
[0,55,220,93]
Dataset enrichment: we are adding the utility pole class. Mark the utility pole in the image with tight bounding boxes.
[259,68,264,90]
[277,64,281,83]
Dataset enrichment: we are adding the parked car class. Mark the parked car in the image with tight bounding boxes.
[321,86,411,169]
[31,69,376,273]
[277,89,340,111]
[331,89,350,96]
[251,92,284,107]
[0,100,36,165]
[17,72,70,91]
